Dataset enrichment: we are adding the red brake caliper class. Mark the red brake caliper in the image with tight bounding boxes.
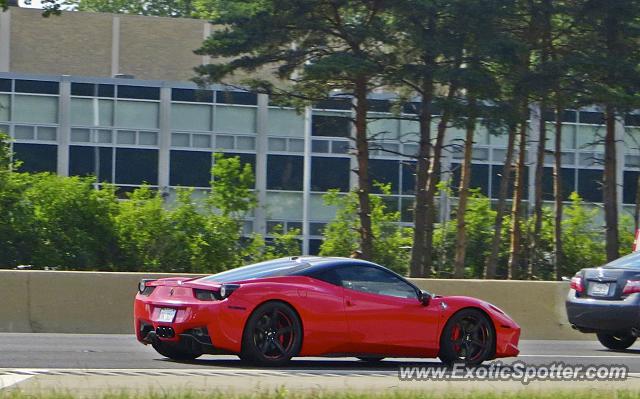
[452,324,461,353]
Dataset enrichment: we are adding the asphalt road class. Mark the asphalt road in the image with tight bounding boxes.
[1,334,639,393]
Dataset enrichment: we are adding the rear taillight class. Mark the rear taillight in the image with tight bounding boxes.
[623,280,640,295]
[570,276,584,293]
[138,279,156,295]
[194,289,219,301]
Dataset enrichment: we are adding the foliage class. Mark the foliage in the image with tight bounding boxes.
[209,153,256,218]
[432,189,499,278]
[0,148,296,272]
[319,185,412,274]
[65,0,200,17]
[560,193,606,277]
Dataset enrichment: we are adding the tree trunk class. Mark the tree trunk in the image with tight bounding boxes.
[409,82,433,277]
[354,78,374,260]
[423,80,458,277]
[553,104,564,281]
[508,115,528,279]
[453,98,477,278]
[603,105,619,262]
[529,103,546,279]
[484,123,516,279]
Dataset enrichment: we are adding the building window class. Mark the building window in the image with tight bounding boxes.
[117,85,160,100]
[71,83,114,97]
[214,106,257,134]
[311,157,350,192]
[490,165,530,199]
[71,98,114,126]
[401,162,416,195]
[216,91,257,105]
[171,103,212,131]
[115,148,158,185]
[314,98,351,110]
[267,155,303,191]
[369,159,399,194]
[309,239,324,255]
[69,146,113,182]
[0,93,9,121]
[172,88,213,103]
[0,79,11,92]
[115,101,159,129]
[541,167,576,201]
[170,150,212,188]
[312,115,351,137]
[624,171,638,205]
[577,169,602,203]
[450,163,490,197]
[13,143,57,173]
[579,111,605,125]
[14,80,59,95]
[14,95,58,124]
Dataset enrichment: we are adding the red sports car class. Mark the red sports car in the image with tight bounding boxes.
[134,257,520,366]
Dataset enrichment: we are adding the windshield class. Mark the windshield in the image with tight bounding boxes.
[603,251,640,269]
[197,258,310,283]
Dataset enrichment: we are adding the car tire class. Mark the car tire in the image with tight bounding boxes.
[151,341,202,361]
[241,301,302,366]
[357,357,385,362]
[438,308,495,366]
[596,333,637,350]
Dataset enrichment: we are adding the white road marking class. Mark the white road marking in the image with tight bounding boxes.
[0,375,34,389]
[519,354,640,358]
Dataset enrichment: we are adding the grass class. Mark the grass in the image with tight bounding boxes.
[1,390,639,399]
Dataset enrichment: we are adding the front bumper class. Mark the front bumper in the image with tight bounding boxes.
[566,290,640,333]
[492,313,521,358]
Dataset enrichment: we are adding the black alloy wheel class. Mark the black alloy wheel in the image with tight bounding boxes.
[439,308,495,366]
[241,301,302,366]
[597,333,637,350]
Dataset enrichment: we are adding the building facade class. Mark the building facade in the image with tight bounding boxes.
[0,7,639,254]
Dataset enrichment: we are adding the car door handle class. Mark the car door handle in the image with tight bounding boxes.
[345,296,355,307]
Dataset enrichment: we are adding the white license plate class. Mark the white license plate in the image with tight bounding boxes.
[589,282,610,296]
[157,308,176,323]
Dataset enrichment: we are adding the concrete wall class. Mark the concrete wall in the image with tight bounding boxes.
[0,270,585,340]
[2,7,210,81]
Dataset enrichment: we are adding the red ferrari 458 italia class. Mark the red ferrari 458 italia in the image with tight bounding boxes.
[134,257,520,366]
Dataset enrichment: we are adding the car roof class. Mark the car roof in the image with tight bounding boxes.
[196,256,382,283]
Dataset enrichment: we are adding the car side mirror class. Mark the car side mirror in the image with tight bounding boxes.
[418,290,432,306]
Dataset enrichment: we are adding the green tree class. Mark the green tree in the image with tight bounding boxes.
[320,185,412,274]
[434,189,499,278]
[24,174,119,270]
[561,193,605,277]
[209,153,256,218]
[570,0,640,262]
[195,0,397,260]
[66,0,199,17]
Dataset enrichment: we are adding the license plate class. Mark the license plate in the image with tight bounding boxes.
[589,282,610,296]
[157,308,176,323]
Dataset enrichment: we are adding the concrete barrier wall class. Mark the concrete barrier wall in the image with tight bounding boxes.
[0,270,586,340]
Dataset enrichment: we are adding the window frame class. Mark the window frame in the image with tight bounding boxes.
[311,263,423,300]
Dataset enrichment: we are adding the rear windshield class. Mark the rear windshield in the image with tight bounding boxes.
[197,258,311,283]
[604,251,640,269]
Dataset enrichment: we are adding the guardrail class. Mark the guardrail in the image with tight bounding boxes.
[0,270,585,340]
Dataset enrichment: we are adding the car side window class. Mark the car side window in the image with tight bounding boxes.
[312,269,341,286]
[334,265,417,299]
